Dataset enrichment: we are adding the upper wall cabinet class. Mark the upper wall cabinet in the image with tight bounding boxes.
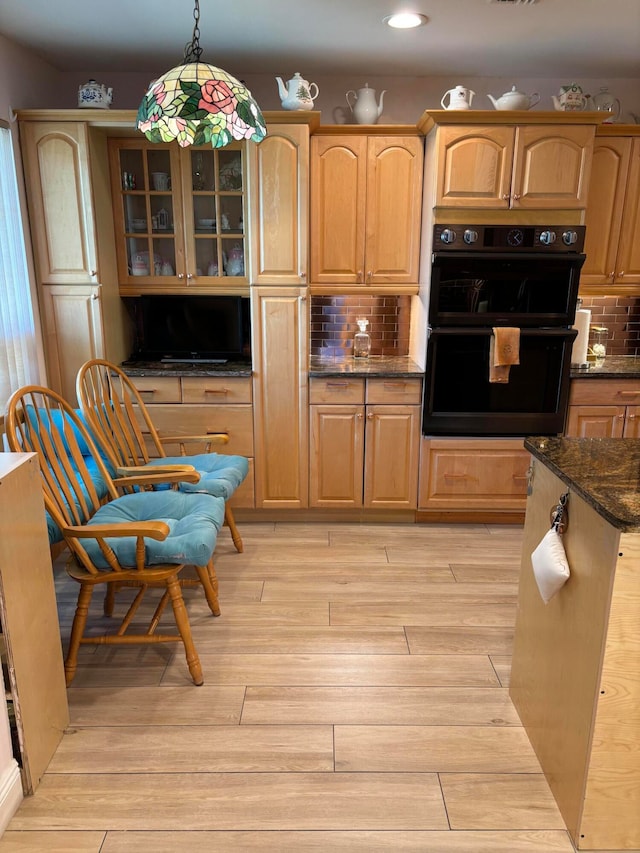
[20,122,98,284]
[108,139,248,295]
[418,112,602,212]
[581,128,640,293]
[247,118,313,286]
[310,132,423,290]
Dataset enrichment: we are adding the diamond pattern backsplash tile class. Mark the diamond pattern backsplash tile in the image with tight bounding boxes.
[310,295,411,358]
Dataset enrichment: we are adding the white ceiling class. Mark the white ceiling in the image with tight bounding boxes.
[0,0,639,80]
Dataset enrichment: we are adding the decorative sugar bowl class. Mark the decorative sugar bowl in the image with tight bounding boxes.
[78,79,113,109]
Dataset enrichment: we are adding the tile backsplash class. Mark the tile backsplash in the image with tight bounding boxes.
[310,295,411,358]
[578,295,640,356]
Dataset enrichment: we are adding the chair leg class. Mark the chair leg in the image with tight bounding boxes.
[194,564,221,616]
[103,583,117,616]
[225,504,243,553]
[166,574,203,686]
[65,583,93,687]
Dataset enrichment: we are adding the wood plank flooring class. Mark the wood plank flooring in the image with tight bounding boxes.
[0,522,604,852]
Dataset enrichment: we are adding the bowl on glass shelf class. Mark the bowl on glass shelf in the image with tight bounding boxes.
[130,218,147,231]
[197,218,216,230]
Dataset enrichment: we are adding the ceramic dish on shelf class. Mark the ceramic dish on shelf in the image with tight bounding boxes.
[197,218,215,229]
[130,219,147,231]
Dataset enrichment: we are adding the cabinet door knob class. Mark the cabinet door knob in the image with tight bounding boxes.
[90,269,97,277]
[502,194,510,201]
[356,412,364,419]
[186,273,193,280]
[609,272,615,278]
[512,193,521,201]
[366,412,374,420]
[177,273,185,280]
[619,271,625,277]
[299,271,306,280]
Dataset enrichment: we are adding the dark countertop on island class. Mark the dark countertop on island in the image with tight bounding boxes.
[570,355,640,379]
[120,360,253,377]
[309,355,424,378]
[525,436,640,532]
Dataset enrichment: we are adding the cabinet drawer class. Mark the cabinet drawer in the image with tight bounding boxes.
[129,376,181,404]
[366,377,422,405]
[139,404,254,457]
[419,438,529,510]
[309,377,365,404]
[569,378,640,407]
[181,376,252,404]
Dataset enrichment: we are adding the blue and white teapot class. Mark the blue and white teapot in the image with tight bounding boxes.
[78,79,113,109]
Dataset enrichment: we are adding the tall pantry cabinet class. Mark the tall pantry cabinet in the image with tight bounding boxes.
[18,115,130,403]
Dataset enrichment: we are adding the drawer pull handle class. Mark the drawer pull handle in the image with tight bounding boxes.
[204,388,229,394]
[139,389,157,395]
[383,381,407,388]
[618,391,640,397]
[326,381,350,388]
[513,475,528,482]
[444,473,469,480]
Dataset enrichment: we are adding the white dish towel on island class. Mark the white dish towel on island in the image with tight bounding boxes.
[531,491,571,603]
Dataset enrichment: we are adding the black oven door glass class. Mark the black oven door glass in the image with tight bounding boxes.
[423,328,576,436]
[430,253,584,327]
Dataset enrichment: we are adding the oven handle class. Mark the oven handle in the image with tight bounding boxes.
[429,327,578,338]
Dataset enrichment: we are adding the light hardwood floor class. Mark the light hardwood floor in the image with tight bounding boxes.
[0,522,613,852]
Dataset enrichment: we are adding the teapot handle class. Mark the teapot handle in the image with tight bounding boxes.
[346,90,357,111]
[440,90,451,110]
[529,92,541,109]
[308,82,319,101]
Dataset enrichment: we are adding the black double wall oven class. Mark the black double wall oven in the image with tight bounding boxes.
[422,224,586,437]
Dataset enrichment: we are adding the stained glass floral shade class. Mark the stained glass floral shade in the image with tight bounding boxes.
[137,62,267,149]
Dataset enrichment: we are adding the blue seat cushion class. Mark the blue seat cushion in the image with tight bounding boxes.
[147,453,249,500]
[83,491,225,569]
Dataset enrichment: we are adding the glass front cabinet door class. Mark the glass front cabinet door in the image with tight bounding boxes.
[108,140,248,294]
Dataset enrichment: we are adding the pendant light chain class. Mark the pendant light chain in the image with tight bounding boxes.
[183,0,203,64]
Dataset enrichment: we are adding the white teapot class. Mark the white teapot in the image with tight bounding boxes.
[276,72,319,110]
[78,79,113,109]
[441,86,475,110]
[346,84,386,125]
[487,86,540,111]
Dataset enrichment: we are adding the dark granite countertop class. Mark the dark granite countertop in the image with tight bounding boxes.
[309,355,424,378]
[570,356,640,379]
[120,360,253,377]
[525,436,640,532]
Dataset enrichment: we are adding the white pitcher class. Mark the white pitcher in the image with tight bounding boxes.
[346,84,386,125]
[441,86,475,110]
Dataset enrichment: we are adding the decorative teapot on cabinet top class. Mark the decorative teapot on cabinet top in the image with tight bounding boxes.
[487,85,540,111]
[78,79,113,109]
[276,72,319,110]
[346,84,386,125]
[441,85,475,110]
[552,83,587,111]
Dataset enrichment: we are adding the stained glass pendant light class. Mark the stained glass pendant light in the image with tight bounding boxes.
[136,0,266,149]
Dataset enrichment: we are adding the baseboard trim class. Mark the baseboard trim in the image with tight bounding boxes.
[416,509,525,524]
[0,760,23,836]
[234,508,418,523]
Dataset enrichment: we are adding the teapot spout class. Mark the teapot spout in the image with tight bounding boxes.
[377,90,386,118]
[487,94,499,109]
[551,95,562,111]
[275,76,287,101]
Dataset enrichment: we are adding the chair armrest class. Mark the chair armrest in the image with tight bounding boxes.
[64,521,170,540]
[112,469,201,490]
[115,463,197,476]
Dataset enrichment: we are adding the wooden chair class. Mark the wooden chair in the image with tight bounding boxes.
[76,359,248,553]
[6,385,227,686]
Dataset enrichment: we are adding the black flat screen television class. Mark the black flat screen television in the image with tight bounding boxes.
[128,295,251,363]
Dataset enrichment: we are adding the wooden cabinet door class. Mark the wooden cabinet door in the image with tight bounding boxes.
[512,125,594,209]
[248,123,309,285]
[20,122,97,284]
[364,405,420,509]
[310,136,367,284]
[581,137,632,287]
[365,137,423,284]
[39,284,104,404]
[623,406,640,437]
[251,287,308,507]
[615,138,640,288]
[310,405,364,507]
[565,405,625,437]
[434,125,514,208]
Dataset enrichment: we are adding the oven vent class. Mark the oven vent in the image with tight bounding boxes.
[487,0,539,5]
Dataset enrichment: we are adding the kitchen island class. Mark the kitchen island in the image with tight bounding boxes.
[510,437,640,850]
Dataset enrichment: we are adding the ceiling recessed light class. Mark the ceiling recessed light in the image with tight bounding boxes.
[384,12,429,28]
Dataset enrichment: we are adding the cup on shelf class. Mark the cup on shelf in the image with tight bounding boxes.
[151,172,169,191]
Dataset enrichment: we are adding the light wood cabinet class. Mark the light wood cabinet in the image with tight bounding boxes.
[19,117,130,404]
[108,139,248,295]
[309,377,421,509]
[310,133,423,289]
[418,437,530,514]
[432,123,594,210]
[247,121,310,285]
[566,378,640,438]
[581,128,640,293]
[0,453,69,796]
[128,374,255,507]
[251,287,308,508]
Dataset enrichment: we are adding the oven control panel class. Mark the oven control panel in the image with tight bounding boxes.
[433,224,586,253]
